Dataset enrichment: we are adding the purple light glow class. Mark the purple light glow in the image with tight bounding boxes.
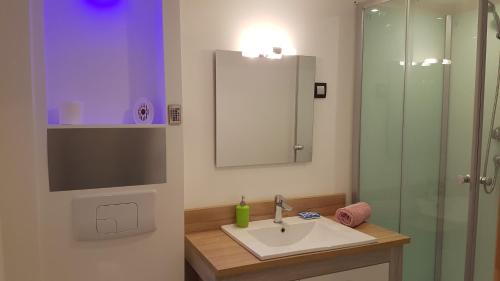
[86,0,121,8]
[44,0,166,125]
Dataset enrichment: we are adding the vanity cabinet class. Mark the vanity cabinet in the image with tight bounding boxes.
[299,263,389,281]
[184,195,409,281]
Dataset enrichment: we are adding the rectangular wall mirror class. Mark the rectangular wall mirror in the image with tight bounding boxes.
[215,50,316,167]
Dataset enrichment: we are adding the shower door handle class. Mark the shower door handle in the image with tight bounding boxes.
[457,174,494,186]
[294,145,304,151]
[480,176,494,186]
[457,174,471,184]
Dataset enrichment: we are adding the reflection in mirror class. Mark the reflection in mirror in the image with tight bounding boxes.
[215,50,316,167]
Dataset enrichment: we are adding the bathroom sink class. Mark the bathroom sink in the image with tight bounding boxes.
[221,216,377,260]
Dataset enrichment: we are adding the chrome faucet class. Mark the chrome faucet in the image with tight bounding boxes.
[274,194,293,224]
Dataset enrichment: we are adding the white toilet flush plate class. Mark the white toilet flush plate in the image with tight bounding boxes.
[72,190,156,241]
[96,202,139,234]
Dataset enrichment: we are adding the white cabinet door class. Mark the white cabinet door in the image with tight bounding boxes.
[301,263,389,281]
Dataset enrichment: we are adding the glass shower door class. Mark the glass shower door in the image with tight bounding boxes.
[474,1,500,280]
[401,2,447,280]
[440,2,479,280]
[357,0,493,280]
[359,0,407,233]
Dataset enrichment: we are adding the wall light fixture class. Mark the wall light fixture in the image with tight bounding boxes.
[239,24,297,59]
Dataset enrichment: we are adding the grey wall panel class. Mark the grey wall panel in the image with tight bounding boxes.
[48,128,166,191]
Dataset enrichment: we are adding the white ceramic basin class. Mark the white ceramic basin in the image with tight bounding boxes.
[221,216,377,260]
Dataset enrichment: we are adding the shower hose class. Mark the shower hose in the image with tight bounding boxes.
[481,53,500,194]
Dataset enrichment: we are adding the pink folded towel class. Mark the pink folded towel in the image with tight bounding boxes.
[335,202,372,228]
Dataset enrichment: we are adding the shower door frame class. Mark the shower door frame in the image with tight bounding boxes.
[352,0,490,280]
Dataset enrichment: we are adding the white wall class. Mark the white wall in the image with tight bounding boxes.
[181,0,357,208]
[0,1,42,280]
[0,0,184,281]
[32,0,184,280]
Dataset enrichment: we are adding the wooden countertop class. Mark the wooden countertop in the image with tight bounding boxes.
[185,216,410,278]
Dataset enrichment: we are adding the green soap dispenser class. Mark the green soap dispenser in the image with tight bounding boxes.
[236,196,250,228]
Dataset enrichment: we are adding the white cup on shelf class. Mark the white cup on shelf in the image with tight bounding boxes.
[59,101,83,125]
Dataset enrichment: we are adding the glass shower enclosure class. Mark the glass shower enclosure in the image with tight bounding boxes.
[354,0,500,280]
